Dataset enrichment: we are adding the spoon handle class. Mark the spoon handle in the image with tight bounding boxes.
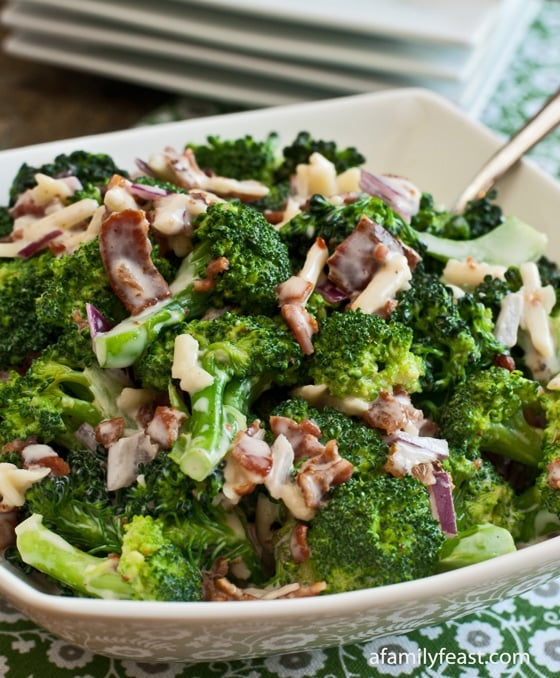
[453,87,560,213]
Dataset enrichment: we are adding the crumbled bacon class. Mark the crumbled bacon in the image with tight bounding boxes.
[547,458,560,489]
[223,423,272,501]
[269,415,324,459]
[280,303,317,355]
[363,388,425,435]
[95,417,126,447]
[327,215,419,300]
[290,522,311,564]
[99,208,171,315]
[203,558,326,601]
[145,406,187,449]
[21,443,70,476]
[192,256,230,293]
[296,440,354,510]
[147,147,269,201]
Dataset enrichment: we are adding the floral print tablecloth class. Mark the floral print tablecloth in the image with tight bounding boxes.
[1,2,560,677]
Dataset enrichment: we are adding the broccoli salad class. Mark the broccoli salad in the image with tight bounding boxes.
[1,131,560,602]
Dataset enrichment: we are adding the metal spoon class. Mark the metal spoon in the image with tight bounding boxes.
[453,87,560,213]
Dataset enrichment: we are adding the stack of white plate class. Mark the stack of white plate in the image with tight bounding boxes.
[0,0,540,117]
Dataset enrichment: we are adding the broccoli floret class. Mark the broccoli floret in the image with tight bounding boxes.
[279,194,420,271]
[412,190,504,240]
[0,250,59,368]
[438,366,544,466]
[394,269,507,394]
[35,237,127,334]
[535,392,560,519]
[308,309,424,403]
[0,206,12,238]
[0,354,129,449]
[275,131,365,184]
[93,200,292,368]
[266,399,442,593]
[125,449,262,581]
[15,513,134,599]
[159,312,304,481]
[9,150,127,206]
[186,133,280,185]
[444,454,523,537]
[117,515,203,601]
[23,447,124,554]
[15,513,203,601]
[273,473,444,593]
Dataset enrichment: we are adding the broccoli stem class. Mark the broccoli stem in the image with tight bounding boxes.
[169,358,247,481]
[15,514,133,599]
[93,244,210,369]
[483,411,544,467]
[416,215,547,266]
[437,523,516,572]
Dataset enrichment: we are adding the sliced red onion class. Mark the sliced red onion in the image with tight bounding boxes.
[316,279,348,304]
[135,157,155,177]
[73,423,99,452]
[17,229,63,258]
[359,170,421,223]
[86,302,112,337]
[129,182,170,201]
[428,470,457,536]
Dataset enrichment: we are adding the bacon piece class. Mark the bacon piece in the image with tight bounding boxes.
[296,440,354,510]
[21,443,70,476]
[99,208,171,315]
[546,458,560,489]
[363,389,425,435]
[95,417,126,447]
[223,423,272,502]
[203,558,326,601]
[145,406,186,449]
[280,303,317,356]
[269,415,324,459]
[290,522,311,564]
[147,147,269,201]
[192,256,230,293]
[327,215,419,299]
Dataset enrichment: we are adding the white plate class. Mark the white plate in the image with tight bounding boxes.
[1,88,560,662]
[113,0,508,47]
[0,0,531,84]
[1,0,537,117]
[0,2,476,83]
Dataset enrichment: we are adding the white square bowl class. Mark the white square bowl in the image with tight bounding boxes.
[1,87,560,663]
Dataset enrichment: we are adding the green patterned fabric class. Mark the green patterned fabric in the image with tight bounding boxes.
[1,2,559,676]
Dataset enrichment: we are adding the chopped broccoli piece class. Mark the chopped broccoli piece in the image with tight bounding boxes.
[394,268,507,394]
[0,250,58,368]
[15,514,133,599]
[437,523,516,572]
[15,513,203,601]
[274,473,444,593]
[412,190,504,240]
[93,200,292,368]
[279,194,420,270]
[164,312,304,481]
[415,215,547,267]
[308,309,424,402]
[438,366,544,466]
[186,132,280,185]
[8,150,127,206]
[23,448,124,555]
[275,131,365,184]
[0,354,129,449]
